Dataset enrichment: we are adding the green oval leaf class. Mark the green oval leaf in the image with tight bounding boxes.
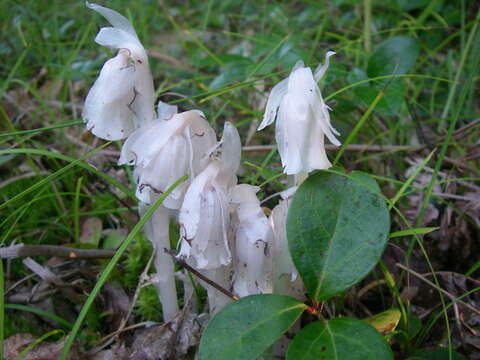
[199,294,305,360]
[287,171,390,301]
[286,318,393,360]
[367,36,420,77]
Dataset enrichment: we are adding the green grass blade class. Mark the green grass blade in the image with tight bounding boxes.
[332,88,384,165]
[388,149,435,210]
[4,304,73,329]
[14,329,63,360]
[0,120,83,139]
[73,177,83,245]
[0,146,136,207]
[390,227,439,238]
[439,10,480,130]
[0,144,110,211]
[0,49,28,96]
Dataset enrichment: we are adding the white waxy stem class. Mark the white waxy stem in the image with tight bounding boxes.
[201,266,233,315]
[231,184,273,297]
[140,203,179,321]
[83,3,155,140]
[119,109,217,209]
[269,188,306,301]
[257,53,341,175]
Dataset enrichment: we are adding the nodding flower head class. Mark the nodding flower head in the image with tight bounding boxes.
[257,51,340,175]
[177,122,241,269]
[231,184,273,297]
[119,105,217,209]
[83,3,155,140]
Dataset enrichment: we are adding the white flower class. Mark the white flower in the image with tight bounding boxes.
[231,184,273,297]
[257,51,340,175]
[269,187,306,300]
[177,122,241,269]
[83,3,155,140]
[119,106,217,209]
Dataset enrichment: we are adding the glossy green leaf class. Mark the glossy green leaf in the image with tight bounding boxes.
[199,294,306,360]
[408,349,467,360]
[367,36,420,77]
[287,171,390,301]
[286,318,393,360]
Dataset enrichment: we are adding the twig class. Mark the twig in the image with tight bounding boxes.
[165,248,238,301]
[242,144,422,152]
[0,244,115,259]
[396,263,480,316]
[243,119,480,154]
[89,322,156,355]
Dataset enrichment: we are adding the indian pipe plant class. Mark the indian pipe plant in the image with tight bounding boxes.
[75,3,416,359]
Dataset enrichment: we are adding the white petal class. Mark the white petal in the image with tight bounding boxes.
[87,2,138,39]
[82,51,136,140]
[310,87,341,146]
[232,184,273,296]
[157,101,178,120]
[306,126,332,171]
[189,120,217,175]
[178,161,233,270]
[136,135,189,207]
[274,95,288,165]
[291,59,305,72]
[280,93,309,174]
[258,77,288,131]
[230,184,260,204]
[118,122,153,165]
[179,163,220,246]
[314,50,336,82]
[193,182,230,269]
[191,186,228,269]
[219,122,241,175]
[130,116,182,167]
[94,27,141,52]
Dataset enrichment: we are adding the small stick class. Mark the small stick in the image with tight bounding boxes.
[396,263,480,317]
[243,118,480,154]
[242,144,423,152]
[164,248,238,301]
[0,244,115,259]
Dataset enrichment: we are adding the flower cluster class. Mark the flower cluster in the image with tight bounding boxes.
[258,53,341,175]
[83,3,339,320]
